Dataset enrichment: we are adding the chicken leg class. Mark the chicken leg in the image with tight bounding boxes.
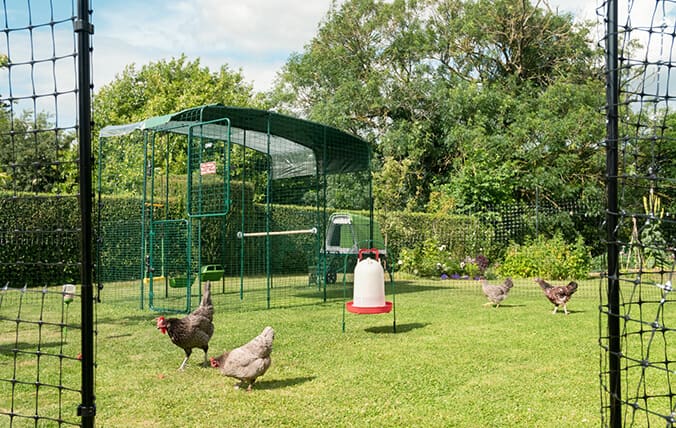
[200,348,210,367]
[552,304,570,315]
[178,350,192,371]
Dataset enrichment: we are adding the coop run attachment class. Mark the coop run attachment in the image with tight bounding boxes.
[97,104,380,312]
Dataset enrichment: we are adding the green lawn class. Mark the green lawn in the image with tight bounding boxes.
[90,279,601,427]
[11,276,671,426]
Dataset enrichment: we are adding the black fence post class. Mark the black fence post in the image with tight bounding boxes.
[604,0,621,426]
[75,1,96,427]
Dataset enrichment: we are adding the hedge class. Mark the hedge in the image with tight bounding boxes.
[1,186,493,285]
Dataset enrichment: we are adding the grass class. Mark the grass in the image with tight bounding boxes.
[94,279,601,427]
[1,277,671,427]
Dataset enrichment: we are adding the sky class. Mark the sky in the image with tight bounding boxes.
[93,0,346,93]
[92,0,599,94]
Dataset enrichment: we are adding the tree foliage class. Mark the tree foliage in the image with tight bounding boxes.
[93,55,262,194]
[0,53,78,194]
[93,54,261,130]
[0,111,78,193]
[270,0,606,217]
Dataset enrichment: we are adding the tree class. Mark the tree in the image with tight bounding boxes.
[0,108,77,194]
[440,78,606,212]
[426,0,598,86]
[0,53,77,194]
[94,54,260,128]
[93,54,262,194]
[270,0,605,215]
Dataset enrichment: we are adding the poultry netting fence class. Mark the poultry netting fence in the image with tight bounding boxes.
[600,0,676,426]
[0,0,95,427]
[97,194,603,309]
[2,0,672,426]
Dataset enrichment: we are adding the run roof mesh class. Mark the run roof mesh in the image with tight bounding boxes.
[99,104,371,179]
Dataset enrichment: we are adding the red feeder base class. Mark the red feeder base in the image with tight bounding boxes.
[346,301,392,314]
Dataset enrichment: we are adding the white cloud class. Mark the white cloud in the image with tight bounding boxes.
[548,0,598,22]
[191,0,331,54]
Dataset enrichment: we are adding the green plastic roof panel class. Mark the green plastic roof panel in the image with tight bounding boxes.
[99,104,371,179]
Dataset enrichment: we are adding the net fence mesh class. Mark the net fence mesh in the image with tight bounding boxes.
[599,0,676,426]
[0,1,91,427]
[0,285,82,427]
[0,0,674,426]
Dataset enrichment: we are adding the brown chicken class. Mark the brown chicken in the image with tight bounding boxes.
[535,278,578,315]
[480,277,514,308]
[156,280,214,370]
[210,326,275,391]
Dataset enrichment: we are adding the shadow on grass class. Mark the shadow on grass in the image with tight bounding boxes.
[0,340,69,354]
[294,281,452,301]
[484,303,527,308]
[105,333,133,339]
[364,322,429,334]
[254,375,316,390]
[548,309,586,315]
[97,313,160,326]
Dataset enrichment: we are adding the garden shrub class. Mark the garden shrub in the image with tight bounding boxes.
[397,237,489,279]
[496,233,591,280]
[377,212,499,275]
[0,192,81,285]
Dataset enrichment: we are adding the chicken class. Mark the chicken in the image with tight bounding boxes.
[535,278,578,315]
[156,280,214,370]
[480,277,514,308]
[210,326,275,391]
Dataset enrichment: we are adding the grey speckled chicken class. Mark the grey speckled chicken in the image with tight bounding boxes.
[480,277,514,308]
[210,326,275,391]
[156,281,214,370]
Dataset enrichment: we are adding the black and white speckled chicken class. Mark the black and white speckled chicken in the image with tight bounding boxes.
[210,326,275,391]
[156,281,214,370]
[479,277,514,308]
[535,278,578,315]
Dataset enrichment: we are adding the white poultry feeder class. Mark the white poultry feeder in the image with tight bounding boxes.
[62,284,76,342]
[346,248,392,314]
[62,283,76,304]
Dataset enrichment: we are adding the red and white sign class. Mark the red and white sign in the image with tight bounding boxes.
[200,161,217,175]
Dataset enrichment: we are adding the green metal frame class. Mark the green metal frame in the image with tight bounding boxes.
[143,113,232,314]
[98,104,376,312]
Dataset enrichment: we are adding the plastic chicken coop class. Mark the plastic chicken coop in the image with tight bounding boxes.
[96,104,381,312]
[313,212,387,285]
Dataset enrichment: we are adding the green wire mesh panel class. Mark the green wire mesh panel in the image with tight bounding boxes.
[147,219,191,313]
[97,105,375,311]
[229,129,322,310]
[187,123,230,218]
[96,218,143,302]
[96,128,146,306]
